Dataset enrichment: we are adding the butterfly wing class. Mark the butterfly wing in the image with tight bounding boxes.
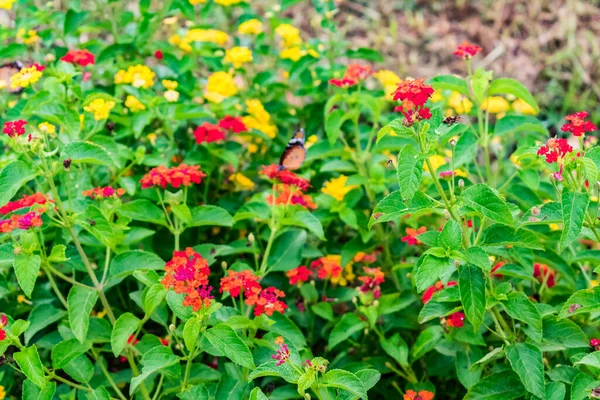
[279,128,306,170]
[0,62,24,94]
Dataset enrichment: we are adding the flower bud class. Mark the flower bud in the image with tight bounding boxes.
[221,261,227,270]
[454,260,461,267]
[373,300,379,308]
[443,210,451,219]
[458,179,465,188]
[169,324,176,332]
[248,233,255,244]
[531,206,541,216]
[449,139,456,146]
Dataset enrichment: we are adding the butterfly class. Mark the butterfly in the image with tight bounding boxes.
[279,128,306,170]
[0,61,24,94]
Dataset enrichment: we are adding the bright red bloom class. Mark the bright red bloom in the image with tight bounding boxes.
[286,266,311,285]
[537,138,573,164]
[82,186,126,200]
[0,193,50,215]
[446,311,465,328]
[61,49,95,66]
[358,267,384,298]
[393,79,435,126]
[311,256,343,280]
[31,63,45,72]
[272,342,290,366]
[161,248,213,311]
[401,226,427,246]
[534,263,555,288]
[329,78,357,88]
[218,116,247,133]
[140,164,206,189]
[220,270,262,298]
[421,280,457,304]
[491,261,505,278]
[260,164,311,191]
[591,338,600,351]
[193,122,226,144]
[127,334,139,346]
[267,184,316,209]
[561,112,597,137]
[245,286,287,316]
[155,50,164,60]
[0,314,6,340]
[453,41,482,59]
[17,211,43,230]
[3,120,27,138]
[404,390,434,400]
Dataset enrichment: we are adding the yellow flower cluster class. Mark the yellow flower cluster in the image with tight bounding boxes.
[204,71,238,103]
[38,122,56,135]
[0,0,15,9]
[84,98,116,120]
[321,175,358,201]
[242,99,277,138]
[238,19,263,35]
[17,28,40,45]
[375,69,401,100]
[189,0,206,4]
[125,95,146,112]
[223,46,253,69]
[481,96,510,115]
[326,255,356,286]
[114,65,155,88]
[162,80,180,102]
[10,66,43,89]
[170,29,229,52]
[229,172,255,190]
[275,23,318,61]
[512,99,536,115]
[215,0,245,5]
[448,91,473,114]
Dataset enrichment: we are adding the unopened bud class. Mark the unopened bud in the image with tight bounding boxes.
[454,260,461,267]
[221,261,227,270]
[458,179,465,188]
[449,139,456,147]
[175,343,181,350]
[531,206,541,216]
[169,324,176,331]
[310,280,316,286]
[596,181,600,189]
[13,247,22,255]
[305,394,311,400]
[363,328,369,335]
[247,233,255,244]
[373,300,379,308]
[351,297,357,304]
[443,210,451,219]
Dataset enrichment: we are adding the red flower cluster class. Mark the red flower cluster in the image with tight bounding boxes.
[421,281,457,304]
[82,186,126,200]
[358,267,384,298]
[311,256,342,280]
[534,263,555,288]
[246,286,287,316]
[140,164,206,189]
[155,50,164,60]
[537,138,572,164]
[194,122,226,144]
[219,116,247,133]
[393,79,435,125]
[267,184,316,209]
[0,211,43,233]
[401,226,427,246]
[453,41,482,59]
[561,112,597,137]
[260,164,311,191]
[161,248,213,311]
[61,49,95,66]
[590,338,600,352]
[446,311,465,328]
[0,314,7,341]
[3,120,27,138]
[286,266,311,285]
[220,270,261,298]
[0,193,50,215]
[272,341,290,366]
[329,64,372,88]
[353,251,379,264]
[404,390,434,400]
[32,63,45,72]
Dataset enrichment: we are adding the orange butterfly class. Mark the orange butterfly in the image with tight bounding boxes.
[279,128,306,170]
[0,61,24,94]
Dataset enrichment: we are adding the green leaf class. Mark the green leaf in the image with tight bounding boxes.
[575,351,600,372]
[428,74,470,96]
[282,211,325,240]
[0,161,35,207]
[559,189,589,252]
[11,319,30,337]
[178,384,210,400]
[183,317,200,352]
[248,387,269,400]
[415,255,452,292]
[233,202,270,222]
[439,220,462,250]
[215,372,248,399]
[189,205,234,227]
[268,312,307,350]
[22,380,56,400]
[64,354,94,383]
[458,264,486,330]
[62,141,114,166]
[142,284,167,315]
[51,339,91,369]
[63,9,87,34]
[312,302,334,321]
[322,369,368,400]
[411,325,444,360]
[505,343,545,399]
[204,324,255,369]
[462,184,513,226]
[298,370,316,396]
[495,115,547,137]
[25,304,67,344]
[0,43,28,59]
[453,131,478,167]
[111,313,140,357]
[109,251,165,283]
[86,386,111,400]
[75,205,115,248]
[268,229,306,272]
[465,371,526,400]
[456,347,483,390]
[482,224,543,250]
[502,292,542,342]
[369,191,432,229]
[545,382,566,400]
[558,286,600,318]
[329,313,367,350]
[542,317,588,349]
[68,286,98,344]
[396,144,423,204]
[380,333,409,367]
[14,346,46,388]
[466,247,492,271]
[249,360,301,384]
[14,253,41,298]
[571,372,600,400]
[130,346,180,395]
[118,199,167,226]
[166,291,193,320]
[488,78,539,114]
[48,245,68,263]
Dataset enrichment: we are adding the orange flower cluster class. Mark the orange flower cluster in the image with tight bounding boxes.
[260,164,310,191]
[329,63,372,87]
[0,193,50,215]
[404,390,434,400]
[358,267,384,298]
[0,211,43,233]
[141,164,206,189]
[220,270,287,316]
[286,266,311,285]
[82,186,126,199]
[161,248,213,311]
[402,226,427,246]
[311,256,342,280]
[246,286,287,316]
[267,184,316,209]
[393,79,434,125]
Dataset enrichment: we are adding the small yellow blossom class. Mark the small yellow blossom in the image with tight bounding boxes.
[424,155,447,173]
[248,143,259,153]
[163,16,179,25]
[10,66,43,89]
[18,28,40,45]
[326,255,355,286]
[164,90,180,102]
[189,0,206,4]
[215,0,244,5]
[448,91,473,114]
[162,80,178,90]
[481,96,510,114]
[223,46,253,68]
[38,122,56,135]
[430,90,444,103]
[96,309,107,318]
[84,98,115,120]
[321,175,358,201]
[0,385,5,400]
[114,65,155,88]
[17,294,31,304]
[147,133,157,146]
[0,0,15,9]
[512,99,537,115]
[177,29,229,52]
[0,80,5,90]
[229,172,255,190]
[455,169,468,178]
[204,71,238,103]
[375,70,402,101]
[549,223,560,231]
[125,95,146,112]
[246,99,270,122]
[306,135,318,149]
[275,24,302,47]
[238,19,263,35]
[242,116,277,138]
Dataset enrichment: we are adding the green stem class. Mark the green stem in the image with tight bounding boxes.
[92,349,128,400]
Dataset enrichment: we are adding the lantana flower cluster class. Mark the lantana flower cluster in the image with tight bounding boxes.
[0,193,50,215]
[82,186,126,200]
[140,164,206,189]
[330,63,373,88]
[220,270,287,316]
[393,78,435,126]
[161,248,213,311]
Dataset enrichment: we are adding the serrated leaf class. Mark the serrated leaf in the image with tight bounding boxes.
[502,292,542,342]
[396,144,423,204]
[558,286,600,318]
[411,325,444,360]
[439,220,462,250]
[14,346,46,388]
[68,286,98,344]
[204,324,255,369]
[14,253,41,298]
[465,371,525,400]
[111,313,140,357]
[505,343,545,399]
[0,161,35,208]
[63,141,114,166]
[459,264,486,330]
[559,189,589,252]
[248,360,301,384]
[130,346,180,395]
[183,317,200,352]
[415,255,452,292]
[322,369,368,400]
[462,184,513,226]
[22,379,56,400]
[329,313,367,350]
[51,339,91,369]
[380,333,409,367]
